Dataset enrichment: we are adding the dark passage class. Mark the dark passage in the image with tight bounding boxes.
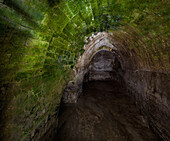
[54,81,160,141]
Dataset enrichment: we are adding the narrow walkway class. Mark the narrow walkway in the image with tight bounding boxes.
[55,81,159,141]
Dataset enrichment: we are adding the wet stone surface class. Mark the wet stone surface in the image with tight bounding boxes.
[54,81,160,141]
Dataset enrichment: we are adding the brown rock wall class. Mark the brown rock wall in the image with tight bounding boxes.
[123,70,170,140]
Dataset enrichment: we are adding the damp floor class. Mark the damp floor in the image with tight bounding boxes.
[54,81,160,141]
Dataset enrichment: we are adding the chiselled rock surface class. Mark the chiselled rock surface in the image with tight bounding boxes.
[55,81,160,141]
[62,81,82,103]
[123,70,170,140]
[88,50,115,81]
[60,32,169,140]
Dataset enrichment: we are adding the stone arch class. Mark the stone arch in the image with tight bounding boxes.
[62,33,120,103]
[87,50,116,81]
[62,32,140,103]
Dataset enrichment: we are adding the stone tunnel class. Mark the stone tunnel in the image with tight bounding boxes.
[0,0,169,141]
[88,50,117,81]
[61,33,169,141]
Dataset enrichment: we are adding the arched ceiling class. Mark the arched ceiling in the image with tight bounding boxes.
[43,0,121,62]
[42,0,170,72]
[0,0,169,84]
[0,1,169,140]
[1,0,169,76]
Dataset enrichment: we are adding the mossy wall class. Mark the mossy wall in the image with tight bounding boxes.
[0,1,72,140]
[0,0,169,140]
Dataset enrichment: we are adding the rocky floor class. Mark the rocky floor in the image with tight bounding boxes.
[53,81,160,141]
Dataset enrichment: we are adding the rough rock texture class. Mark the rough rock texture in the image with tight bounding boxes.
[88,50,115,81]
[62,32,116,103]
[78,32,116,73]
[1,0,169,140]
[61,32,170,140]
[123,70,170,141]
[62,81,82,103]
[29,114,58,141]
[56,81,160,141]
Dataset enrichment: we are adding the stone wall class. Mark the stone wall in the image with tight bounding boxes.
[0,8,71,141]
[123,70,170,141]
[88,50,115,81]
[61,31,170,140]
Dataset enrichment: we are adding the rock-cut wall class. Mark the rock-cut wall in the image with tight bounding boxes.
[123,70,170,140]
[62,32,170,141]
[88,50,115,81]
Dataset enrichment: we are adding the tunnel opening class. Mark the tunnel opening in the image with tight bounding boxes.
[49,32,169,141]
[0,0,169,140]
[83,49,124,94]
[55,80,161,140]
[53,48,162,141]
[84,50,122,82]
